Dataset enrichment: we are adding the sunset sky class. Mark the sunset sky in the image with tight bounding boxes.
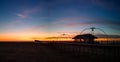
[0,0,120,41]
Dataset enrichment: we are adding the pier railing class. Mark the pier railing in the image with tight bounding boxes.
[42,42,120,57]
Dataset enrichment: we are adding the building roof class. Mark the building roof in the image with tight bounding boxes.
[72,34,97,39]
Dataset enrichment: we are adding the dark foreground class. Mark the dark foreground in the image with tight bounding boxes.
[0,42,120,62]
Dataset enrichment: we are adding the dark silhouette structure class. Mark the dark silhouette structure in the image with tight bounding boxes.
[72,34,97,43]
[34,40,41,43]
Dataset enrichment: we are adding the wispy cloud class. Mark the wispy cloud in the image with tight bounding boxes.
[51,16,120,31]
[16,14,27,18]
[31,15,120,29]
[16,6,40,19]
[8,6,42,26]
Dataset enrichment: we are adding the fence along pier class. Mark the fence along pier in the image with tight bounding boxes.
[40,42,120,58]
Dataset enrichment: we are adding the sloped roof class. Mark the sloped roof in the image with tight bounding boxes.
[72,34,97,39]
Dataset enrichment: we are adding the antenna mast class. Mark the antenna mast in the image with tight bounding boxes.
[90,27,95,35]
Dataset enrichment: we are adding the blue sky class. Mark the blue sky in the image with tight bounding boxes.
[0,0,120,40]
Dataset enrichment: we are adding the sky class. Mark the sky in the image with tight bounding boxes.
[0,0,120,41]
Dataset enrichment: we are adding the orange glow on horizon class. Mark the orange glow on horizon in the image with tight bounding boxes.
[34,37,120,42]
[0,31,54,41]
[0,34,120,42]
